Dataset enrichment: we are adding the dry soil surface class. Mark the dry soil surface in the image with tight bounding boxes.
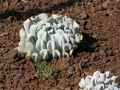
[0,0,120,90]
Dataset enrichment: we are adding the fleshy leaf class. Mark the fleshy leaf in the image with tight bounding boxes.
[66,18,73,25]
[69,49,73,55]
[70,36,75,45]
[75,34,80,44]
[30,24,37,39]
[48,17,54,25]
[25,42,37,53]
[31,15,40,23]
[23,19,31,34]
[39,49,49,60]
[63,21,69,30]
[31,53,42,62]
[46,22,51,27]
[98,73,106,82]
[85,75,92,85]
[38,13,48,21]
[25,34,35,46]
[62,52,69,57]
[48,29,54,34]
[73,20,79,31]
[63,33,70,43]
[61,35,66,49]
[76,33,83,41]
[64,29,72,34]
[36,21,43,31]
[73,45,78,50]
[79,78,87,88]
[54,33,61,51]
[37,30,47,42]
[105,71,110,78]
[17,45,26,53]
[90,77,96,88]
[57,23,63,29]
[63,43,72,52]
[36,38,46,51]
[19,28,26,44]
[52,49,61,58]
[56,29,64,34]
[47,40,56,55]
[93,71,100,79]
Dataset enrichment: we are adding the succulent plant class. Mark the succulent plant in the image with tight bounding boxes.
[79,71,120,90]
[17,13,83,62]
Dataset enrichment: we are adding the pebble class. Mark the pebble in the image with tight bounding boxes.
[13,73,22,80]
[67,66,75,74]
[73,59,79,63]
[99,50,106,56]
[97,35,105,41]
[106,50,113,56]
[80,11,88,19]
[51,59,57,64]
[8,49,19,60]
[79,20,86,25]
[0,63,4,70]
[3,64,11,70]
[49,87,60,90]
[65,87,72,90]
[7,16,12,22]
[107,4,114,10]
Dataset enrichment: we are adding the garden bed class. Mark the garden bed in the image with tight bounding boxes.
[0,0,120,89]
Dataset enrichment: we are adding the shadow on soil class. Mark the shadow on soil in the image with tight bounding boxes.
[0,0,93,21]
[0,0,75,20]
[73,32,97,55]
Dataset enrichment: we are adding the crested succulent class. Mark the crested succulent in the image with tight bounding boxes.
[79,71,120,90]
[17,13,83,62]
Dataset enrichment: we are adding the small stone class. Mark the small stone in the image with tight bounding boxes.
[0,63,4,70]
[84,59,89,62]
[8,49,19,60]
[25,56,31,61]
[99,50,106,56]
[73,59,79,63]
[25,73,34,80]
[80,11,88,19]
[3,64,11,70]
[13,73,22,80]
[49,87,60,90]
[107,50,113,56]
[51,59,57,64]
[107,4,114,10]
[97,35,105,41]
[7,16,12,22]
[67,66,75,74]
[79,20,86,25]
[65,87,72,90]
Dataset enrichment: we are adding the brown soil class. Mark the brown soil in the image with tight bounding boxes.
[0,0,120,90]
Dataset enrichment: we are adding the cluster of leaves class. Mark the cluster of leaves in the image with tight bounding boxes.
[37,62,56,78]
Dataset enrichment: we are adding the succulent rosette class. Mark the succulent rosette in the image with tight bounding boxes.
[79,71,120,90]
[17,13,83,62]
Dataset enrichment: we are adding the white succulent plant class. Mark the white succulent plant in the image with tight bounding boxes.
[17,13,83,62]
[79,71,120,90]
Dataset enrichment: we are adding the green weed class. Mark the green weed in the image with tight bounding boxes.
[37,62,56,78]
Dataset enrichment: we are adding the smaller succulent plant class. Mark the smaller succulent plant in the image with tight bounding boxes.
[37,62,56,78]
[79,71,120,90]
